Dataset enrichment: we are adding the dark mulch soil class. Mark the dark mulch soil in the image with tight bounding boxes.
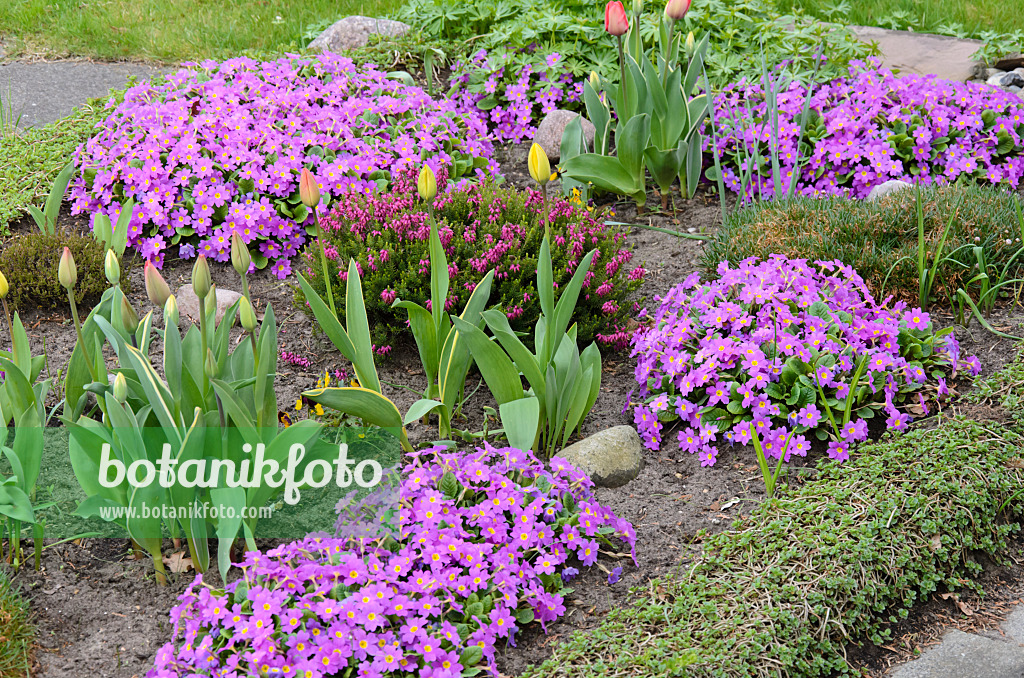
[0,141,1021,677]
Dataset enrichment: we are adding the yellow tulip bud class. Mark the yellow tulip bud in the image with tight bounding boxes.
[104,250,120,285]
[528,143,551,186]
[0,271,8,300]
[589,71,601,90]
[685,31,695,56]
[192,255,212,300]
[58,247,77,290]
[239,296,258,333]
[417,165,437,201]
[113,372,128,404]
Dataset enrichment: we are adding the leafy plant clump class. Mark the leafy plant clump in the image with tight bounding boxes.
[149,444,636,678]
[708,59,1024,201]
[397,0,871,142]
[68,53,495,278]
[630,256,980,466]
[703,184,1024,305]
[0,230,107,309]
[296,167,646,351]
[525,416,1024,677]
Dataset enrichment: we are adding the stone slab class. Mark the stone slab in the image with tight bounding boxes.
[850,26,983,82]
[0,60,171,128]
[889,629,1024,678]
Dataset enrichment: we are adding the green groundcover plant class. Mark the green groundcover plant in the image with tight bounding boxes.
[296,167,646,352]
[0,230,108,310]
[703,184,1024,306]
[0,570,33,674]
[524,411,1024,677]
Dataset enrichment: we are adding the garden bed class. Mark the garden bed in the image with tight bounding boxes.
[2,145,1022,676]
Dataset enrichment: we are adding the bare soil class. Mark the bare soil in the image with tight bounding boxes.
[0,141,1021,678]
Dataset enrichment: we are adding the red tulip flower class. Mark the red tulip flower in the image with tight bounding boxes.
[604,0,629,36]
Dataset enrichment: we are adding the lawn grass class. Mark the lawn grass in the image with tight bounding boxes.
[778,0,1024,39]
[0,0,402,64]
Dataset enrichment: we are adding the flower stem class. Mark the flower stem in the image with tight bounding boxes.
[67,289,98,382]
[315,209,337,319]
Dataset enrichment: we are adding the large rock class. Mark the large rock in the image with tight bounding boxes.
[987,71,1024,88]
[308,16,412,53]
[555,425,642,488]
[533,109,596,162]
[175,284,242,328]
[866,179,913,203]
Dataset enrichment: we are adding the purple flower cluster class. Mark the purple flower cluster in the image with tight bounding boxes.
[629,256,980,467]
[149,444,635,678]
[280,350,312,369]
[449,49,583,143]
[708,59,1024,200]
[69,53,494,277]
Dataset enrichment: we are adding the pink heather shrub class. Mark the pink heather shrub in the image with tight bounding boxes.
[149,444,636,678]
[629,256,980,468]
[297,167,646,350]
[68,53,494,278]
[708,58,1024,201]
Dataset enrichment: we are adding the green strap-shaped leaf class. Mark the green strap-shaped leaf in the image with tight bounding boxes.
[343,259,383,393]
[480,309,545,399]
[395,300,439,387]
[438,270,494,412]
[45,162,76,231]
[500,397,540,454]
[405,398,446,425]
[211,379,261,450]
[559,154,639,197]
[450,317,525,405]
[303,386,403,429]
[550,250,596,359]
[428,216,450,331]
[296,272,359,361]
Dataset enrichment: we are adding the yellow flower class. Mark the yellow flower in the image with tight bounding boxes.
[314,404,325,416]
[295,397,302,411]
[324,371,331,387]
[528,143,551,185]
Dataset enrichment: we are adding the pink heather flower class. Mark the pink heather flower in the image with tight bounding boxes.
[381,289,397,304]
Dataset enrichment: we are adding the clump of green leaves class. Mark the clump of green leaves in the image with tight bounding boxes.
[703,184,1024,307]
[0,230,107,310]
[525,414,1024,677]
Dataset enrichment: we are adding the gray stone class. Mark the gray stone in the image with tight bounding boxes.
[890,630,1024,678]
[988,71,1024,88]
[308,16,411,53]
[533,109,597,162]
[555,425,643,488]
[1001,604,1024,644]
[985,68,1006,79]
[849,26,982,82]
[175,284,242,328]
[1010,85,1023,95]
[866,179,914,203]
[1015,68,1024,79]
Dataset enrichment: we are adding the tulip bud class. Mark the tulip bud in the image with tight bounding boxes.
[231,232,251,277]
[165,294,179,326]
[299,168,320,208]
[205,348,219,378]
[58,247,77,290]
[104,250,120,285]
[685,31,695,57]
[239,296,258,333]
[633,0,643,16]
[417,165,437,201]
[192,255,212,300]
[589,71,601,90]
[113,372,128,404]
[0,271,8,300]
[144,261,172,309]
[665,0,690,20]
[528,143,551,186]
[604,0,629,36]
[120,295,139,334]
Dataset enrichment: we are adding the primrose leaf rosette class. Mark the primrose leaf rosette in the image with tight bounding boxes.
[69,53,495,278]
[629,256,980,466]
